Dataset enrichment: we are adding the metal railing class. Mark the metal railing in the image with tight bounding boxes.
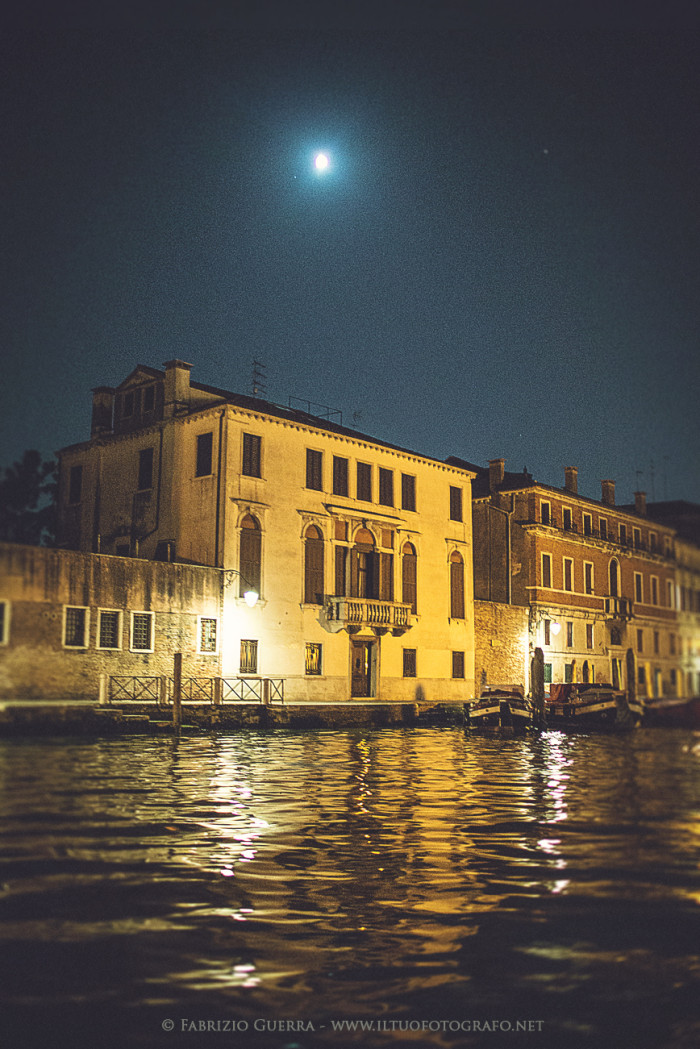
[108,675,284,705]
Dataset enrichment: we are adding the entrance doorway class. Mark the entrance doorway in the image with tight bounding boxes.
[351,638,377,698]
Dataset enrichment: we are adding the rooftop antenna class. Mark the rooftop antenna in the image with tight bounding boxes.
[252,360,267,398]
[649,460,656,502]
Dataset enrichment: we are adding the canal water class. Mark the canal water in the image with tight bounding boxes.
[1,728,699,1049]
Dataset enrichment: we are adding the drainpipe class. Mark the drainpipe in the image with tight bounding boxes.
[488,497,514,603]
[214,410,225,567]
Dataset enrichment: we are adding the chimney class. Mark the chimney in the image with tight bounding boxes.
[634,491,647,516]
[488,458,505,491]
[564,466,578,494]
[91,386,114,435]
[601,480,616,506]
[163,359,193,417]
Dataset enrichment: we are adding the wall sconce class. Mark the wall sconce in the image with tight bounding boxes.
[550,621,561,636]
[223,569,259,607]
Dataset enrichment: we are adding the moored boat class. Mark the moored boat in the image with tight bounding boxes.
[545,683,643,732]
[468,688,535,731]
[644,696,700,729]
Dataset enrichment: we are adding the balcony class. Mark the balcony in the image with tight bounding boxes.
[604,596,633,620]
[323,597,414,636]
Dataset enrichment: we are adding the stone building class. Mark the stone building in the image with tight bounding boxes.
[54,361,476,703]
[449,457,680,697]
[0,542,222,701]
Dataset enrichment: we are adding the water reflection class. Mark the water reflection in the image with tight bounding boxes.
[1,729,700,1048]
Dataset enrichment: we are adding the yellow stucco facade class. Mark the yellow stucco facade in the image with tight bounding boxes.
[57,362,476,703]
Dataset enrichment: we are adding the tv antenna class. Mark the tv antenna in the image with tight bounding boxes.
[252,360,267,397]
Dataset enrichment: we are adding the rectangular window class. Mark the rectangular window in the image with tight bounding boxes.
[240,639,258,675]
[357,462,372,502]
[544,663,552,684]
[583,513,592,536]
[542,553,552,589]
[653,630,660,655]
[634,572,643,602]
[670,633,676,655]
[649,532,657,552]
[198,617,218,654]
[565,662,574,683]
[541,501,551,525]
[138,447,154,491]
[378,468,394,507]
[637,628,644,654]
[633,528,642,549]
[584,562,594,594]
[563,558,573,592]
[335,546,347,596]
[449,486,463,522]
[305,642,322,676]
[401,473,416,512]
[403,648,417,678]
[130,612,154,652]
[586,623,594,649]
[68,464,83,504]
[0,600,9,645]
[544,619,551,645]
[64,606,89,648]
[619,524,627,545]
[143,384,155,413]
[333,456,349,497]
[452,651,465,679]
[566,621,574,648]
[123,391,134,418]
[306,449,323,490]
[97,610,121,650]
[242,433,262,478]
[196,432,213,477]
[599,518,608,540]
[651,576,659,605]
[563,507,572,531]
[667,580,674,608]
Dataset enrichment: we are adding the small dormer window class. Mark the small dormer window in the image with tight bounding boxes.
[143,385,155,413]
[123,391,134,417]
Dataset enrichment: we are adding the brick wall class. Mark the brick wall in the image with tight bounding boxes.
[474,600,530,694]
[0,543,223,700]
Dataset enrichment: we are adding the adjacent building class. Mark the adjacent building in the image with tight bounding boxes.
[450,458,681,698]
[54,361,476,703]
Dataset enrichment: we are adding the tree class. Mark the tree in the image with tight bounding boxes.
[0,450,57,546]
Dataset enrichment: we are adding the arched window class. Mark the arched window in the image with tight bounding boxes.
[402,542,417,613]
[450,551,465,619]
[304,525,324,604]
[609,558,619,597]
[239,514,261,598]
[350,528,377,598]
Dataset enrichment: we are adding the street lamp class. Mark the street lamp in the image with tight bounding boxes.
[223,569,259,607]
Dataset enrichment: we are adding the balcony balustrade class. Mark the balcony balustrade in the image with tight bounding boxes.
[324,596,413,635]
[604,596,633,620]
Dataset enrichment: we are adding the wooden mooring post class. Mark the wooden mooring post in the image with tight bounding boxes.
[531,647,546,728]
[172,653,182,733]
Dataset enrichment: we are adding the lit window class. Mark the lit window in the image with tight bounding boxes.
[240,639,258,675]
[240,515,261,598]
[305,642,322,675]
[64,606,89,648]
[97,610,121,650]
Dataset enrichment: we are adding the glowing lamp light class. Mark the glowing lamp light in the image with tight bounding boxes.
[243,589,259,608]
[550,621,561,636]
[314,152,330,172]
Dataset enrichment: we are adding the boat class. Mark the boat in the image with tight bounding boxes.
[468,687,535,731]
[644,696,700,729]
[545,683,644,732]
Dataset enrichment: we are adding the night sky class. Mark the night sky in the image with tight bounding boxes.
[3,1,699,503]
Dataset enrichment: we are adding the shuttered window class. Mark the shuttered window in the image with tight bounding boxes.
[402,543,417,613]
[304,526,324,604]
[450,552,465,619]
[240,515,261,596]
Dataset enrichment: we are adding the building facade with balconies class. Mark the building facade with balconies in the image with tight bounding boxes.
[56,361,476,702]
[450,457,679,697]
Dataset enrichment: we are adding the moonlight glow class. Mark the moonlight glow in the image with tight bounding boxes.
[314,152,329,172]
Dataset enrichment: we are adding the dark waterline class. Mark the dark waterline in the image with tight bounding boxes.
[1,728,699,1049]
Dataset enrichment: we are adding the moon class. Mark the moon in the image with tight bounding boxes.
[314,152,330,172]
